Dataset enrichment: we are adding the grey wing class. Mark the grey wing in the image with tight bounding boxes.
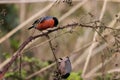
[38,17,46,23]
[65,58,72,73]
[32,17,45,25]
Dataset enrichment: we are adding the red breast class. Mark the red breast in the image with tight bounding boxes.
[36,19,54,30]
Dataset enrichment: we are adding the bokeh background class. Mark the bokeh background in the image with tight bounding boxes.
[0,0,120,80]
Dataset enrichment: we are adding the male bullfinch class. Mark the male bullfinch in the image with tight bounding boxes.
[58,57,72,79]
[28,16,59,31]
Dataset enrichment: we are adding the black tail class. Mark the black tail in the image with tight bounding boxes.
[28,26,34,30]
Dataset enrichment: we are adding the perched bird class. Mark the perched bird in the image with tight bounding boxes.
[28,16,59,31]
[58,57,72,79]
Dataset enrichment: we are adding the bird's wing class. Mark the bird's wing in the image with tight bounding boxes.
[32,19,39,25]
[39,16,53,23]
[32,17,45,25]
[65,58,72,73]
[38,17,46,23]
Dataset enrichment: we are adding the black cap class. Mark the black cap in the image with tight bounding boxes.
[53,17,59,27]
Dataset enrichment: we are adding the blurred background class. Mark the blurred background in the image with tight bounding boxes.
[0,0,120,80]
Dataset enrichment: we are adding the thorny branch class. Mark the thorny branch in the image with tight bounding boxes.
[45,35,64,80]
[45,34,60,79]
[0,22,119,79]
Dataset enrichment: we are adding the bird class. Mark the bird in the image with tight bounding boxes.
[58,57,72,79]
[28,16,59,31]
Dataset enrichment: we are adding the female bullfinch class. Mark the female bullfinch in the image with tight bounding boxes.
[58,57,72,79]
[28,16,59,31]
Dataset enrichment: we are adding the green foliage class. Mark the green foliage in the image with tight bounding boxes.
[23,56,49,68]
[10,39,20,51]
[67,72,83,80]
[2,52,11,59]
[5,69,27,80]
[4,55,49,80]
[0,4,19,33]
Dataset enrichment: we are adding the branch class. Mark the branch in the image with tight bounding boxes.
[0,22,118,79]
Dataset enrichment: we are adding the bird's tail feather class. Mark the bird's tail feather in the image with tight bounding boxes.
[28,26,34,30]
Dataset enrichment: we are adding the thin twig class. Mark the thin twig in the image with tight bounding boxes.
[45,35,59,71]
